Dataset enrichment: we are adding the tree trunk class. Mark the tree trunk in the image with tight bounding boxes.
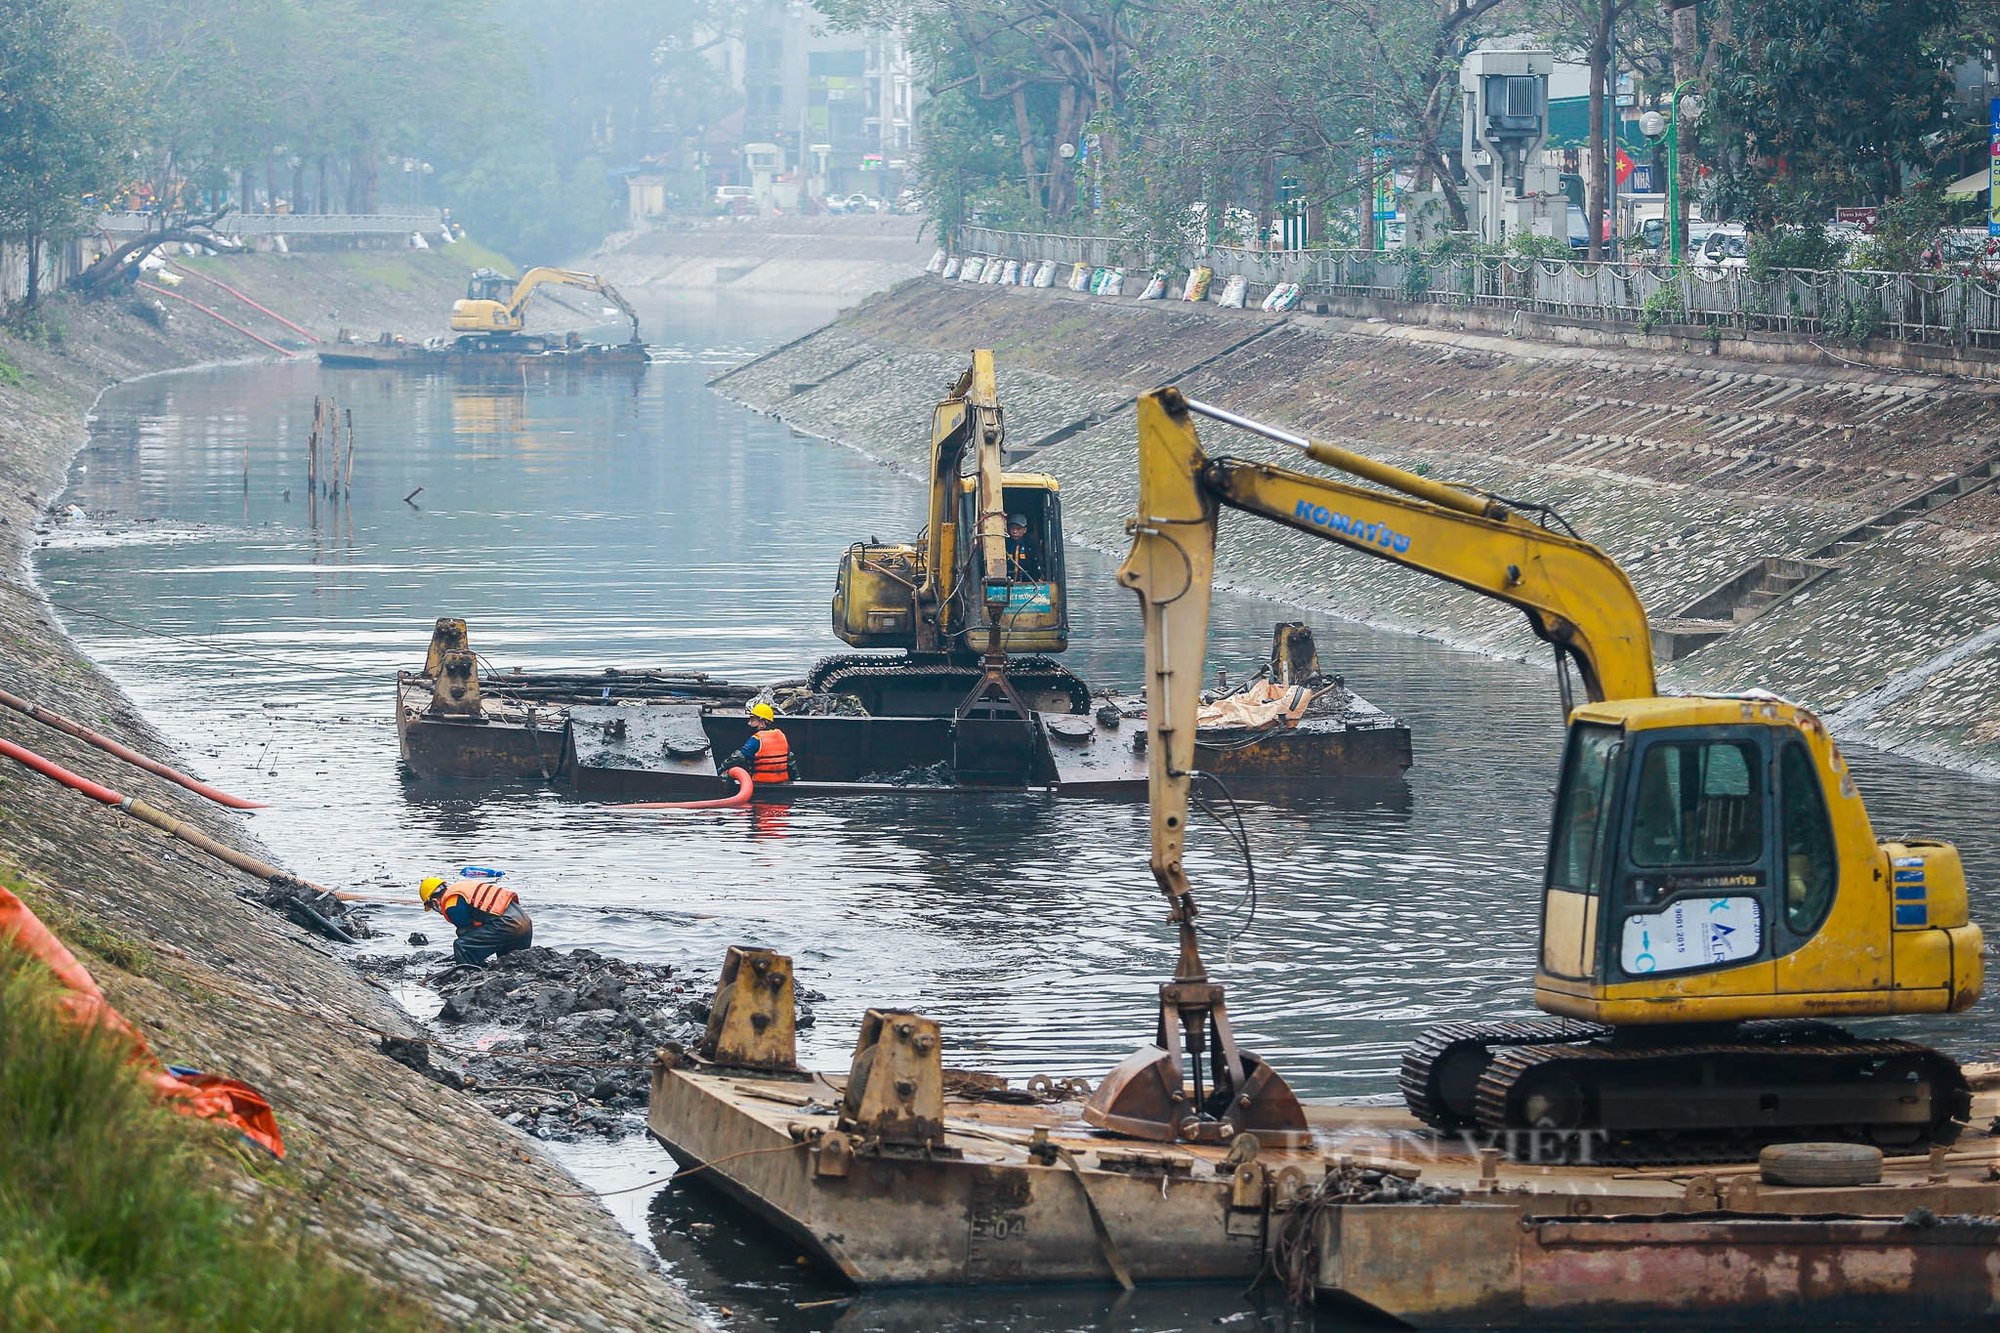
[25,234,40,307]
[1051,85,1079,218]
[264,145,277,216]
[1360,142,1377,251]
[317,154,329,214]
[1258,157,1277,247]
[290,159,306,215]
[1012,88,1040,212]
[239,166,252,214]
[1669,0,1698,254]
[1586,1,1610,261]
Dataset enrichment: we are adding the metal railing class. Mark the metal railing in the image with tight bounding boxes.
[99,210,443,237]
[955,226,2000,350]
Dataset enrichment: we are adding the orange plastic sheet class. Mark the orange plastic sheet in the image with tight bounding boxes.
[0,886,285,1158]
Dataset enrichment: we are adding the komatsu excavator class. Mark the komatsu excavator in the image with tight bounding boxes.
[449,267,642,347]
[815,350,1092,715]
[1086,385,1982,1162]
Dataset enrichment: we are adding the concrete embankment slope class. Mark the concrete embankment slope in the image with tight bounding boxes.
[0,254,703,1330]
[718,277,2000,776]
[596,214,934,298]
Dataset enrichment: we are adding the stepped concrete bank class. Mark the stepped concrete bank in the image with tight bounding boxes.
[0,254,704,1330]
[718,276,2000,776]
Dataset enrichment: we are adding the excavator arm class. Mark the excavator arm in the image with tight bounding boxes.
[1122,386,1653,914]
[913,350,1006,652]
[1085,386,1656,1146]
[505,267,643,343]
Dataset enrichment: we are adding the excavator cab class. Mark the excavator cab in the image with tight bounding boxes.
[1536,695,1982,1027]
[947,474,1068,654]
[463,268,513,303]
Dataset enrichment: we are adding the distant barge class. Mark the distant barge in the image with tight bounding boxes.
[397,618,1412,796]
[652,945,2000,1326]
[319,330,651,370]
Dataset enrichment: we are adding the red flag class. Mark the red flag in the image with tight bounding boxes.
[1615,148,1635,185]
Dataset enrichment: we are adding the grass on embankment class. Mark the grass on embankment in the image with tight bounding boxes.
[0,944,431,1329]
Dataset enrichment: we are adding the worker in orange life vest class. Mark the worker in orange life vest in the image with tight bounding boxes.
[718,701,792,786]
[419,873,533,966]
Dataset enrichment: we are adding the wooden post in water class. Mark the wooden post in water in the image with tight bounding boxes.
[343,406,355,499]
[306,396,320,494]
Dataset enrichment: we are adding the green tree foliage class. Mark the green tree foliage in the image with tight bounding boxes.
[0,0,126,304]
[1706,0,1962,225]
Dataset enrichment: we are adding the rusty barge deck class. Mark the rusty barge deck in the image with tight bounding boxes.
[649,947,2000,1327]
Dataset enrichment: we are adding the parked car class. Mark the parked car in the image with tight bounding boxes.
[844,192,883,214]
[1567,205,1591,253]
[1927,227,2000,276]
[1694,224,1749,269]
[712,185,754,215]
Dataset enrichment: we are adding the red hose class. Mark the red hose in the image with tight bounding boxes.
[0,687,267,808]
[0,735,125,804]
[610,767,754,811]
[136,281,294,356]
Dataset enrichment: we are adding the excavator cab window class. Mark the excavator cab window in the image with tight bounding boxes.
[1779,740,1837,936]
[465,270,511,302]
[1627,739,1762,869]
[1611,730,1772,979]
[1549,723,1621,897]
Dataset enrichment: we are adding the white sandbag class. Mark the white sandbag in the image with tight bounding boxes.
[1216,274,1247,308]
[942,255,963,279]
[926,249,948,274]
[1067,262,1091,292]
[1137,270,1169,300]
[1180,265,1214,301]
[1103,267,1125,296]
[998,260,1020,284]
[1032,260,1057,288]
[960,256,986,282]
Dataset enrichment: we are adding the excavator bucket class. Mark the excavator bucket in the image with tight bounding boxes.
[1084,982,1311,1148]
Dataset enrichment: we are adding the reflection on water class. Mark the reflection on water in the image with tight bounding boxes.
[38,291,2000,1329]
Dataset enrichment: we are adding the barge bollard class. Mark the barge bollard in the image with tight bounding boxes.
[697,946,798,1071]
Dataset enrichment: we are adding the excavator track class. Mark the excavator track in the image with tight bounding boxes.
[1468,1023,1970,1165]
[807,654,1092,716]
[1399,1018,1605,1130]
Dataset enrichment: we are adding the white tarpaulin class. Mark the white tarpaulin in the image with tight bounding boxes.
[1196,681,1312,730]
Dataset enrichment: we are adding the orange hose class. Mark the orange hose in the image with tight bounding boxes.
[0,686,267,808]
[609,767,754,811]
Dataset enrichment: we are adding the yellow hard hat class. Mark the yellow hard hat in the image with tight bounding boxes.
[749,702,777,722]
[418,875,447,906]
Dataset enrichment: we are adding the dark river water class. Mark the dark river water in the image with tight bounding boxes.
[38,295,2000,1330]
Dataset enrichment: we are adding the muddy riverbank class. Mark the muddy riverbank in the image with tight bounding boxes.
[719,277,2000,776]
[0,254,706,1329]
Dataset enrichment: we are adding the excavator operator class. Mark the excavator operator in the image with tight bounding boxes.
[720,702,793,787]
[1005,512,1042,580]
[420,873,533,966]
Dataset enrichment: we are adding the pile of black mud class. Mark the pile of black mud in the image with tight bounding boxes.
[361,945,816,1140]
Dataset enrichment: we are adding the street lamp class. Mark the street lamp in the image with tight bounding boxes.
[1641,79,1698,266]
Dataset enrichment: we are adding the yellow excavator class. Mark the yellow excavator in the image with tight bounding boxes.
[1085,386,1981,1161]
[814,350,1091,715]
[449,266,642,346]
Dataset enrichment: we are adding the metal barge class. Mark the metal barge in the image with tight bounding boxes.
[319,329,651,370]
[397,618,1412,795]
[651,947,2000,1326]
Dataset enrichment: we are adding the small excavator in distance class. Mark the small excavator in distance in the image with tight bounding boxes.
[1088,385,1982,1162]
[449,266,643,351]
[815,350,1092,716]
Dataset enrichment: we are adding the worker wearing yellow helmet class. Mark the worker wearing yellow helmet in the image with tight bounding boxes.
[718,700,793,787]
[418,872,533,966]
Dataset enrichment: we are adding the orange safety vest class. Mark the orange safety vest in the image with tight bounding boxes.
[436,878,519,922]
[751,727,792,785]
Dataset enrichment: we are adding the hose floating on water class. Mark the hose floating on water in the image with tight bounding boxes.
[0,686,268,808]
[610,767,754,811]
